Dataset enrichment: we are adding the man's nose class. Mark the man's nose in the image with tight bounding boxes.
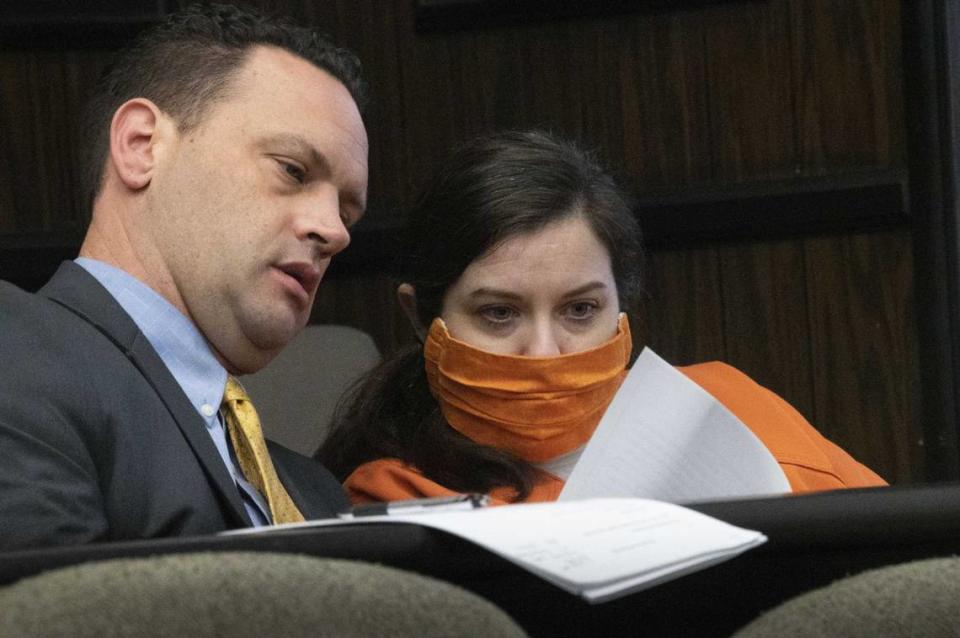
[295,188,351,255]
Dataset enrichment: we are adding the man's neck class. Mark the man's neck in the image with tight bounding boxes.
[80,202,186,321]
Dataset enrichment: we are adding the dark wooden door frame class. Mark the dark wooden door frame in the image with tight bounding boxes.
[903,0,960,481]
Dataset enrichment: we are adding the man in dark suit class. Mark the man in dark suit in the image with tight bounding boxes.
[0,4,368,549]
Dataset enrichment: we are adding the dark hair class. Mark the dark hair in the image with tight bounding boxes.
[79,2,365,218]
[317,130,643,500]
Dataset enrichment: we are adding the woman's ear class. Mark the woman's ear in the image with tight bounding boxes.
[397,283,427,342]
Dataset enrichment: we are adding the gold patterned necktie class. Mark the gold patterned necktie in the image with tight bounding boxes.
[221,376,305,524]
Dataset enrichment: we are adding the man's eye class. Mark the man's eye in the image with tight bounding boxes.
[279,160,306,184]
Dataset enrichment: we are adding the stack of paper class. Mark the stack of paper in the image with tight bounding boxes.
[375,498,765,602]
[227,498,765,603]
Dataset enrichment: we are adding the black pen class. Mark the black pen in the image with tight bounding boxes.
[340,493,489,519]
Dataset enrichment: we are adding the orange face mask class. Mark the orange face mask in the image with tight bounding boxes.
[423,314,632,462]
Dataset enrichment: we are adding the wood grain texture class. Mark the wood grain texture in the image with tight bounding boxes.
[627,10,728,370]
[0,55,15,234]
[901,0,960,482]
[641,246,726,366]
[0,51,76,233]
[720,240,816,420]
[703,0,796,183]
[805,231,921,484]
[699,1,817,423]
[620,10,713,189]
[791,0,905,172]
[0,46,112,237]
[792,0,915,482]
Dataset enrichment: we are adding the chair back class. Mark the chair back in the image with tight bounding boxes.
[732,556,960,637]
[0,552,527,638]
[243,324,380,455]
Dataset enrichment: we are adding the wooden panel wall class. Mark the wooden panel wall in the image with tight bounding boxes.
[0,0,924,484]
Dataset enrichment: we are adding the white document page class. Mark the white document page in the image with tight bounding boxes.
[393,498,766,603]
[222,497,766,603]
[560,348,791,504]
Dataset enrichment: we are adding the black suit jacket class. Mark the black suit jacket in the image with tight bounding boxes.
[0,262,347,550]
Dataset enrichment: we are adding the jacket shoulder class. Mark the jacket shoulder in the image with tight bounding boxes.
[676,360,886,491]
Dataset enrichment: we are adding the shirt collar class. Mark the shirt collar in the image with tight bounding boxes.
[75,257,227,420]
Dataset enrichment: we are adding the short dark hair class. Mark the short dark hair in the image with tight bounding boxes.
[317,130,644,501]
[79,2,366,218]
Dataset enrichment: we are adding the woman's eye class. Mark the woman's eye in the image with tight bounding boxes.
[479,306,517,324]
[566,301,598,320]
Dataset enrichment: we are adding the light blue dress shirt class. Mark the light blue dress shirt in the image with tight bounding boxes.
[75,257,270,527]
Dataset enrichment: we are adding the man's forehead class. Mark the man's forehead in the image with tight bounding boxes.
[199,46,362,133]
[235,45,341,92]
[232,48,362,124]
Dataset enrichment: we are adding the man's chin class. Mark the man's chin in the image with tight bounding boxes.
[221,341,286,375]
[222,317,307,373]
[255,324,303,352]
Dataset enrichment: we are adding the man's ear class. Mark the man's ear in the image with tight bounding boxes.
[108,98,165,191]
[397,283,427,342]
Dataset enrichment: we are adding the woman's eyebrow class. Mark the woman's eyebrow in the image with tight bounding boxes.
[467,281,608,301]
[467,287,524,301]
[562,281,608,298]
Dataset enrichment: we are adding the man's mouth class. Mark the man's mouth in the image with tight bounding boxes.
[274,262,321,300]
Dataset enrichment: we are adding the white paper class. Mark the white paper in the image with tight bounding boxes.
[559,348,791,504]
[222,497,766,603]
[396,498,766,602]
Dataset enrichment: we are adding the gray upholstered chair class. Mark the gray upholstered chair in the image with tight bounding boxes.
[0,551,527,638]
[732,556,960,637]
[242,324,380,456]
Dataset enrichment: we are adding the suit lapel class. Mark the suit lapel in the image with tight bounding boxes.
[269,445,321,519]
[267,440,348,519]
[41,262,251,527]
[126,334,252,526]
[271,451,309,516]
